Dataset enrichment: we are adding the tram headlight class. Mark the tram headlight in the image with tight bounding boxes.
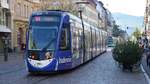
[31,55,35,59]
[45,52,53,59]
[29,53,37,59]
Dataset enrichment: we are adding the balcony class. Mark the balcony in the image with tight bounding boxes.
[0,0,9,9]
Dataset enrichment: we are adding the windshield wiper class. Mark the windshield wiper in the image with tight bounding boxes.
[41,38,56,51]
[32,40,37,49]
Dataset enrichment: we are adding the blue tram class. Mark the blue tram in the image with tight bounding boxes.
[25,10,107,72]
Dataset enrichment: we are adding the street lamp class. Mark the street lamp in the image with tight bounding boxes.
[76,1,89,62]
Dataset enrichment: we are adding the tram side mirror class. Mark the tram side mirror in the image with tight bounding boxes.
[63,15,70,27]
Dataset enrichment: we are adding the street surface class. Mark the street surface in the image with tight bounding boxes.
[0,49,148,84]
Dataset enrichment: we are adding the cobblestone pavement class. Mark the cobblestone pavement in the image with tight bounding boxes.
[0,52,25,75]
[0,49,148,84]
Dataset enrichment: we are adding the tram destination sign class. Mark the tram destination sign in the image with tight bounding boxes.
[33,16,60,22]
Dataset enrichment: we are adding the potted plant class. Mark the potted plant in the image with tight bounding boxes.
[112,41,143,72]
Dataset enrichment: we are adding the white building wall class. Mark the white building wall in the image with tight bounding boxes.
[1,0,9,9]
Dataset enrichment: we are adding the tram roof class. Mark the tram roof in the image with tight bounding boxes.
[31,10,67,16]
[31,10,107,32]
[68,13,98,30]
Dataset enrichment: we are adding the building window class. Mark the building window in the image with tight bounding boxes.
[24,5,26,17]
[16,3,21,16]
[149,6,150,15]
[27,6,29,17]
[21,4,23,17]
[3,11,6,25]
[0,9,6,25]
[19,4,21,16]
[0,10,3,25]
[25,5,27,17]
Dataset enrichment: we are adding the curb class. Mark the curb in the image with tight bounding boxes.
[141,64,150,84]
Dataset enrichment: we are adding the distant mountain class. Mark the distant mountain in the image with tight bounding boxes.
[112,13,144,27]
[112,13,144,36]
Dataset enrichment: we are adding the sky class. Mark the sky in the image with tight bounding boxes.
[99,0,146,16]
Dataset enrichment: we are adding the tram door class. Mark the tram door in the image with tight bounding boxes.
[90,27,93,58]
[71,21,84,65]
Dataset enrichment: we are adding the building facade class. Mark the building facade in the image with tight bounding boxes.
[82,0,98,28]
[0,0,11,52]
[9,0,41,52]
[145,0,150,39]
[81,0,114,33]
[96,1,114,35]
[41,0,104,29]
[105,9,114,35]
[96,1,106,29]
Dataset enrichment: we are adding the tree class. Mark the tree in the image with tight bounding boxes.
[112,24,128,41]
[133,28,142,40]
[112,24,120,37]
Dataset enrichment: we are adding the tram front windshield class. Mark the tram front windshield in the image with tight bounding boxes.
[28,15,60,50]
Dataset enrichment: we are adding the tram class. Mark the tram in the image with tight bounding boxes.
[25,10,107,73]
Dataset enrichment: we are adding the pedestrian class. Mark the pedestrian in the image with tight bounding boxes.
[146,47,150,67]
[143,37,148,49]
[138,37,144,48]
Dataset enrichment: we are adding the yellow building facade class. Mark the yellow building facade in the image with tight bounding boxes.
[9,0,41,52]
[41,0,99,28]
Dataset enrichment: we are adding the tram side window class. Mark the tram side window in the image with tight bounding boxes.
[59,25,70,50]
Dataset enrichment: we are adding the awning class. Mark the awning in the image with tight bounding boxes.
[0,25,11,33]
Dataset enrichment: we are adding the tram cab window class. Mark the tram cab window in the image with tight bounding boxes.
[59,23,70,50]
